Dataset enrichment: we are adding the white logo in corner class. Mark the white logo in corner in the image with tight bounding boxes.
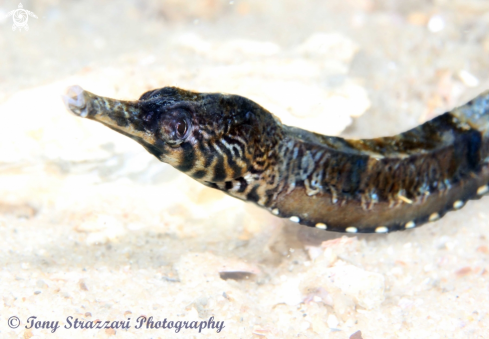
[5,3,38,31]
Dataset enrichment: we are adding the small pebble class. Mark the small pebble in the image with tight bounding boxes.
[105,328,116,336]
[455,267,472,277]
[327,314,339,329]
[350,330,364,339]
[458,70,479,87]
[428,15,445,32]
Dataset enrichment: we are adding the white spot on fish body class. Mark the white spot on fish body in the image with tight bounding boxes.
[345,227,357,233]
[405,221,416,229]
[272,208,279,215]
[477,185,489,196]
[453,200,464,209]
[315,223,327,230]
[429,213,440,222]
[375,226,388,233]
[290,216,300,223]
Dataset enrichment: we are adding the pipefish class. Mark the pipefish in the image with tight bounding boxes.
[63,85,489,233]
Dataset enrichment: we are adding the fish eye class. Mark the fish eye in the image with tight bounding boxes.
[160,108,191,145]
[175,118,187,138]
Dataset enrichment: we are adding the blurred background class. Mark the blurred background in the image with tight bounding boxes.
[1,1,489,338]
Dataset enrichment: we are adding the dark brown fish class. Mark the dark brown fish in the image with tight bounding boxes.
[63,85,489,233]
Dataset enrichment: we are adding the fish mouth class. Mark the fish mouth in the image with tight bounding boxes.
[62,85,159,148]
[62,85,88,117]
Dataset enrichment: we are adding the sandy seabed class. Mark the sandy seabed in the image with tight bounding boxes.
[0,1,488,338]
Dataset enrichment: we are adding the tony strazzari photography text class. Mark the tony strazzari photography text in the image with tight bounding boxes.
[23,315,225,333]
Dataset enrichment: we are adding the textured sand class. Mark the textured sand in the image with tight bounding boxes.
[0,1,488,338]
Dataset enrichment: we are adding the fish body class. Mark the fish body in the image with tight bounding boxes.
[63,85,489,233]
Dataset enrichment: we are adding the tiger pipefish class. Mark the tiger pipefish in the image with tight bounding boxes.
[63,85,489,233]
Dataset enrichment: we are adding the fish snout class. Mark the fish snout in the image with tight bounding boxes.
[62,85,88,117]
